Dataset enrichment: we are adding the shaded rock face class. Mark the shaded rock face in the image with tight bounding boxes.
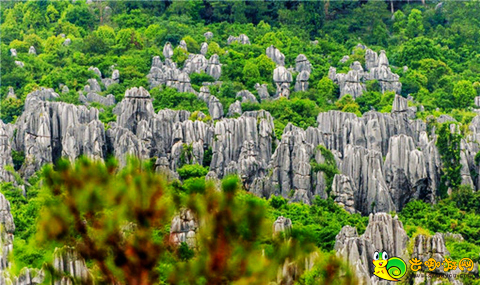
[206,54,222,80]
[53,246,91,285]
[273,66,293,98]
[295,54,311,73]
[13,88,105,178]
[294,70,310,92]
[197,86,223,120]
[227,101,242,117]
[266,45,285,66]
[255,83,270,101]
[183,54,208,74]
[0,121,15,183]
[0,192,15,270]
[335,213,409,285]
[170,209,198,248]
[331,174,356,214]
[200,42,208,55]
[236,90,258,103]
[329,47,401,98]
[210,111,275,182]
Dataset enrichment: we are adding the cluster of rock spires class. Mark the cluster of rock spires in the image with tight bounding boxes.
[3,85,480,218]
[78,66,119,106]
[147,42,222,91]
[227,34,250,45]
[329,46,402,99]
[335,212,477,284]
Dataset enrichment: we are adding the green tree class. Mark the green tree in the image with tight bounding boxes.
[406,9,425,38]
[242,59,261,88]
[453,80,476,109]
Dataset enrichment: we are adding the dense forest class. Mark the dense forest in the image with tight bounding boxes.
[1,0,480,284]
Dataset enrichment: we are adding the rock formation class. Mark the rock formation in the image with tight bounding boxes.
[227,34,250,45]
[255,83,270,101]
[206,54,222,80]
[170,209,198,248]
[236,90,258,103]
[273,216,292,238]
[266,45,285,66]
[273,66,293,98]
[294,70,310,91]
[163,42,173,59]
[329,47,402,98]
[28,46,36,55]
[295,54,312,73]
[204,31,213,40]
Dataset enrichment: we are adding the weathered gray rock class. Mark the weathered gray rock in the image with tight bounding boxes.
[273,66,292,98]
[210,111,274,180]
[28,46,36,55]
[63,38,71,46]
[197,86,223,120]
[176,72,194,93]
[339,55,350,63]
[294,70,310,92]
[331,174,357,214]
[170,209,198,248]
[84,92,116,106]
[342,145,394,215]
[295,54,311,73]
[236,90,258,103]
[255,83,269,101]
[200,42,208,55]
[392,95,408,113]
[179,40,188,51]
[115,87,155,133]
[10,48,17,57]
[53,246,91,285]
[328,66,366,99]
[384,135,429,210]
[0,192,15,270]
[227,101,242,117]
[206,54,222,80]
[227,34,250,45]
[183,54,208,74]
[204,31,213,40]
[163,42,174,59]
[273,216,292,238]
[266,45,285,66]
[335,213,409,285]
[86,78,102,92]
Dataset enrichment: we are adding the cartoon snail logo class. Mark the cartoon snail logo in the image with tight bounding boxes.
[372,251,407,281]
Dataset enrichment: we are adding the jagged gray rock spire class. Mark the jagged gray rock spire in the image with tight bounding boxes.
[53,246,91,284]
[10,48,17,57]
[7,87,16,99]
[183,54,208,74]
[335,213,409,285]
[200,42,208,55]
[330,47,402,98]
[227,101,242,117]
[163,42,174,59]
[13,88,105,177]
[295,54,312,73]
[294,70,310,91]
[255,83,269,101]
[197,86,223,120]
[266,45,285,66]
[206,54,222,80]
[179,40,188,51]
[273,66,293,98]
[28,46,36,55]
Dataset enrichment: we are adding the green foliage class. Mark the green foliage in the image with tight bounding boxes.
[335,95,361,116]
[11,150,25,171]
[0,97,24,123]
[453,80,476,109]
[150,87,208,114]
[436,122,462,198]
[310,145,340,197]
[177,164,209,180]
[400,199,480,247]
